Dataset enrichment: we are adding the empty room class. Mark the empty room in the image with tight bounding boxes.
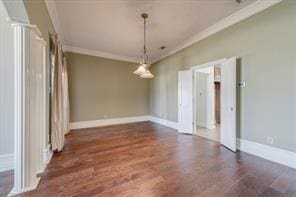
[0,0,296,196]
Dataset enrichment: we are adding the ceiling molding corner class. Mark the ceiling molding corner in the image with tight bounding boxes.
[64,45,139,63]
[45,0,65,45]
[151,0,282,63]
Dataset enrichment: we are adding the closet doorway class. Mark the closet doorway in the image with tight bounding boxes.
[194,65,221,142]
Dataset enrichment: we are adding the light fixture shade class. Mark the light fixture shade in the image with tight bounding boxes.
[133,64,147,75]
[140,70,154,78]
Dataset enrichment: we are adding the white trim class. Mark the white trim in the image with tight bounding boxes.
[0,154,14,172]
[149,116,178,130]
[70,116,151,130]
[12,22,49,195]
[64,45,139,63]
[36,36,47,46]
[9,178,41,197]
[191,58,227,70]
[8,19,42,37]
[237,138,296,169]
[43,145,53,165]
[152,0,282,63]
[192,58,227,135]
[13,23,27,194]
[69,115,179,131]
[36,145,53,174]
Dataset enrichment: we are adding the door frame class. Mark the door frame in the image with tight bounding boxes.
[191,58,227,137]
[190,57,238,150]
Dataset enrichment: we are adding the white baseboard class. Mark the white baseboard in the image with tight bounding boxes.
[237,138,296,169]
[0,153,14,172]
[10,145,53,196]
[70,115,151,130]
[149,116,178,130]
[36,145,53,174]
[8,177,41,197]
[43,144,53,164]
[70,115,178,131]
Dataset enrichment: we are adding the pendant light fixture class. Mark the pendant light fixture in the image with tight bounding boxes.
[133,13,154,78]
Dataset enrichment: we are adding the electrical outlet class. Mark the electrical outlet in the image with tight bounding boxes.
[267,137,274,144]
[103,114,108,119]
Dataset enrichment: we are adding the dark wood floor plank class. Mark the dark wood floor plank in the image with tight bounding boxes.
[19,121,296,197]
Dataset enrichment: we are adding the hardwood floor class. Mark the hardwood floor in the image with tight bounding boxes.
[22,121,295,197]
[196,124,220,142]
[0,170,13,197]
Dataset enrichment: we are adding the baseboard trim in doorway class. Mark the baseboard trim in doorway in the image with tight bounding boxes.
[69,116,151,130]
[0,153,14,172]
[237,138,296,169]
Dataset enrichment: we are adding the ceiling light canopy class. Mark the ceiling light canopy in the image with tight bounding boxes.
[133,13,154,78]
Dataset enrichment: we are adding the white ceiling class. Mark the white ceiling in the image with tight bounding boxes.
[46,0,260,63]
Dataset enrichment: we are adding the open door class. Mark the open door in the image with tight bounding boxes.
[178,70,193,134]
[221,57,237,152]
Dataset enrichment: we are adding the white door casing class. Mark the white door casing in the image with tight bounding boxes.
[178,70,193,134]
[220,57,237,152]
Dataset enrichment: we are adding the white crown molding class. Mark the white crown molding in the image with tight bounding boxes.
[44,0,65,45]
[0,154,14,172]
[45,0,281,64]
[237,138,296,169]
[64,45,139,63]
[152,0,282,63]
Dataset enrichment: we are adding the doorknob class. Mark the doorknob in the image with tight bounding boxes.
[230,107,234,111]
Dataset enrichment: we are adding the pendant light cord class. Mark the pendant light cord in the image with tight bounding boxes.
[143,17,147,64]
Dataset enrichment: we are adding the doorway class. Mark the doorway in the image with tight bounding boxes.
[194,65,221,142]
[178,57,237,152]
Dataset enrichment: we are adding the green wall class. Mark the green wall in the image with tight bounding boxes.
[150,0,296,152]
[66,52,149,122]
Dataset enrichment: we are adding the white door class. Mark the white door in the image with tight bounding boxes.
[221,57,237,152]
[178,70,193,134]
